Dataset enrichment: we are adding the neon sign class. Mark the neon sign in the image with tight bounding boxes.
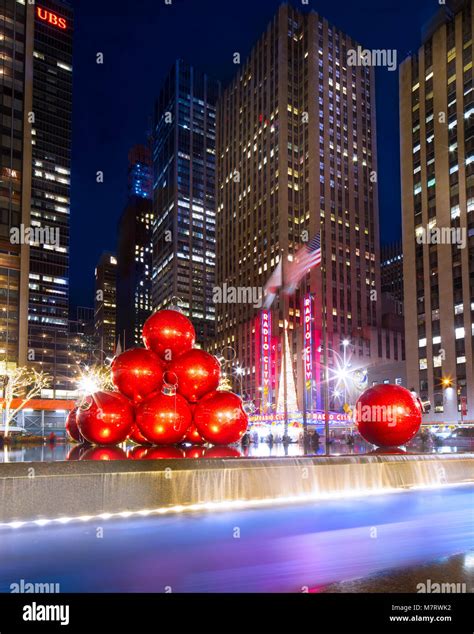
[260,310,272,412]
[36,7,67,30]
[303,294,313,409]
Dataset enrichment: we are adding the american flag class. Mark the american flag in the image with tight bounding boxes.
[284,233,322,293]
[263,260,282,308]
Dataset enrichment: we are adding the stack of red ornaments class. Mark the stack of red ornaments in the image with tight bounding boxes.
[66,309,248,448]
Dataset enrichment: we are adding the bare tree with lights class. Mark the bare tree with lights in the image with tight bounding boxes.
[0,367,51,439]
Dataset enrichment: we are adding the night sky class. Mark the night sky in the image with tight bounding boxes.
[70,0,437,311]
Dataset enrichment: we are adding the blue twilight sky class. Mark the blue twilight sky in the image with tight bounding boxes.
[69,0,437,310]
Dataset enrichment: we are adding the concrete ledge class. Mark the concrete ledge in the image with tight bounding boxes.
[0,453,472,523]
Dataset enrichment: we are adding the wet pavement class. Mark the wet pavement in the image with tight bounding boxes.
[0,484,472,592]
[318,552,474,593]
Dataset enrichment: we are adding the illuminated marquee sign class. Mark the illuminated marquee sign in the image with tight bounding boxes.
[260,310,272,412]
[249,412,351,423]
[36,7,67,30]
[303,294,314,409]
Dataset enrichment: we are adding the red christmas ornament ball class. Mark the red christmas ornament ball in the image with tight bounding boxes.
[144,446,184,460]
[77,391,134,446]
[168,349,221,403]
[142,309,195,361]
[184,446,206,459]
[183,423,206,445]
[111,348,164,403]
[355,384,422,447]
[80,446,127,461]
[194,391,248,445]
[65,407,81,442]
[66,443,88,461]
[135,391,192,445]
[128,423,152,445]
[128,445,149,460]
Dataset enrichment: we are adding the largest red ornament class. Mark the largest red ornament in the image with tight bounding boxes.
[354,384,422,448]
[168,349,220,402]
[111,348,164,403]
[142,309,195,362]
[77,391,134,446]
[135,391,192,445]
[194,391,248,445]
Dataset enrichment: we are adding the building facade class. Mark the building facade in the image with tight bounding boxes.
[94,252,117,362]
[152,60,220,345]
[400,0,473,422]
[117,144,154,350]
[215,5,383,410]
[0,0,73,397]
[381,241,404,302]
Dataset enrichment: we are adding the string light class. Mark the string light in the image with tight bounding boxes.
[1,480,468,531]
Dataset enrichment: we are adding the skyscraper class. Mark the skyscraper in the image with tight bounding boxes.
[0,0,73,396]
[215,4,382,409]
[128,143,153,200]
[117,144,154,350]
[152,60,220,345]
[94,252,117,362]
[400,0,473,421]
[381,242,404,303]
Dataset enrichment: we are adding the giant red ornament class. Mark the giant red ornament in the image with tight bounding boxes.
[168,349,221,403]
[142,309,195,362]
[194,391,248,445]
[65,407,81,442]
[183,423,206,445]
[66,443,87,461]
[128,445,149,460]
[354,384,422,448]
[77,391,134,446]
[184,446,206,459]
[135,391,192,445]
[80,446,127,461]
[111,348,164,403]
[144,446,184,460]
[128,423,152,445]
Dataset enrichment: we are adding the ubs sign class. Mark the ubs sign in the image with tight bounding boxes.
[36,7,67,30]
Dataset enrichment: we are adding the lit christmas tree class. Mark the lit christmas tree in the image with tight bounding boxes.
[276,327,299,414]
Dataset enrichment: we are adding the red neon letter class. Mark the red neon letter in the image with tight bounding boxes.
[36,7,67,30]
